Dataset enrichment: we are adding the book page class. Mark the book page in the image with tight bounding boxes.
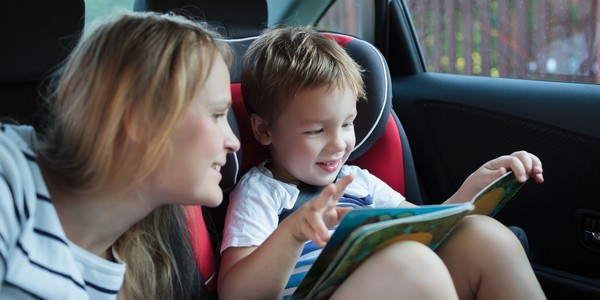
[469,171,525,217]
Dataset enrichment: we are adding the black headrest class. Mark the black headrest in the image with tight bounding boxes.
[0,0,84,126]
[133,0,267,38]
[0,0,84,84]
[331,34,392,160]
[221,110,241,193]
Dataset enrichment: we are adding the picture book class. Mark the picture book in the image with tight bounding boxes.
[292,171,526,299]
[468,171,526,217]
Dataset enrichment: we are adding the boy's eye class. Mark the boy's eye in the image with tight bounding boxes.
[304,128,324,135]
[342,122,354,128]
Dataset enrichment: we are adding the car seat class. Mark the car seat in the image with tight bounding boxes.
[226,33,423,204]
[0,0,84,128]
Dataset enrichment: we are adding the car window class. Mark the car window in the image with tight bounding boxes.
[405,0,598,84]
[85,0,134,31]
[315,0,375,43]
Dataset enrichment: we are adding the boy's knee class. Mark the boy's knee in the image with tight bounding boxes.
[372,241,447,273]
[456,215,523,250]
[372,241,455,291]
[461,215,512,234]
[334,241,457,299]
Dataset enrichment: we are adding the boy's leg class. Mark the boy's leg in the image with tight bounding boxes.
[436,215,546,300]
[332,241,459,300]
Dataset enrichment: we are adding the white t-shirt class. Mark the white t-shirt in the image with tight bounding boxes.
[221,161,404,298]
[0,124,125,299]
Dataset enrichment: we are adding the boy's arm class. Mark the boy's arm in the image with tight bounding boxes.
[444,150,543,204]
[218,176,353,300]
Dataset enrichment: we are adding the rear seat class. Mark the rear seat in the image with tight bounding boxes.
[0,0,84,128]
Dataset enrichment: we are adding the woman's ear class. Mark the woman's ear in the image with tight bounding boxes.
[122,107,142,143]
[250,114,271,145]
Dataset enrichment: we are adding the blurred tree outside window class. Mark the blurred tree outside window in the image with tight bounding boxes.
[406,0,600,84]
[316,0,375,43]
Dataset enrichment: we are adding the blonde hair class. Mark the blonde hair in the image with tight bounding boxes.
[241,26,365,124]
[41,12,231,193]
[39,12,231,299]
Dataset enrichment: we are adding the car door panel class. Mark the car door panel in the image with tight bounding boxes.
[388,1,600,299]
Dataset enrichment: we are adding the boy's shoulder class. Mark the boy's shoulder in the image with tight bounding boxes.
[235,160,293,192]
[238,160,271,182]
[231,160,301,208]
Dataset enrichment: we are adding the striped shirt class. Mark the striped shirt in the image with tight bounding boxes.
[0,124,125,299]
[222,161,404,299]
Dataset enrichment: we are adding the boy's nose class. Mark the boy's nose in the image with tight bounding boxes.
[326,131,346,153]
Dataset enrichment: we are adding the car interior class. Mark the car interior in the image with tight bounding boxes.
[3,0,600,299]
[132,0,429,290]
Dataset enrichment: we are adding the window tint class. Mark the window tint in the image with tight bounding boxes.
[85,0,134,32]
[316,0,375,43]
[406,0,599,84]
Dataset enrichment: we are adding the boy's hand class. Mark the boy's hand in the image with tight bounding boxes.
[478,150,544,185]
[447,151,543,204]
[287,174,354,247]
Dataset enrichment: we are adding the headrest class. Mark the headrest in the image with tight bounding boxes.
[220,110,241,193]
[0,0,84,83]
[133,0,267,38]
[225,32,392,175]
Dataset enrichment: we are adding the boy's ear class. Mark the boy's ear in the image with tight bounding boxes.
[250,114,272,145]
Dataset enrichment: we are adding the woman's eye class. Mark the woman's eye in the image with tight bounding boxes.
[213,109,228,120]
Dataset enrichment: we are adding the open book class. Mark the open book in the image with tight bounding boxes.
[292,171,526,299]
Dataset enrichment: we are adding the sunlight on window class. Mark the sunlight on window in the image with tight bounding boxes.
[85,0,134,33]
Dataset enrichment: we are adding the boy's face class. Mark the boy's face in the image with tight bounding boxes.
[266,85,357,186]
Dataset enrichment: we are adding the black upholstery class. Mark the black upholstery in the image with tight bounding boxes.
[327,34,392,160]
[133,0,268,38]
[0,0,85,128]
[220,110,241,193]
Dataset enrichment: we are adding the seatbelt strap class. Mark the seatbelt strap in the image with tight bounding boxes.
[278,183,325,223]
[278,171,343,223]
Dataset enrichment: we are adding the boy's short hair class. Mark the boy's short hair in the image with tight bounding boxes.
[241,26,365,123]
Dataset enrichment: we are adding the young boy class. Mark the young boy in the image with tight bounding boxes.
[218,26,546,300]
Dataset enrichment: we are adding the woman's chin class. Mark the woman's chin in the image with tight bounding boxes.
[198,191,223,208]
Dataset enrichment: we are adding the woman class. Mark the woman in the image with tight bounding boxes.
[0,12,239,299]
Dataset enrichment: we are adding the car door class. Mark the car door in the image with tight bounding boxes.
[386,1,600,299]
